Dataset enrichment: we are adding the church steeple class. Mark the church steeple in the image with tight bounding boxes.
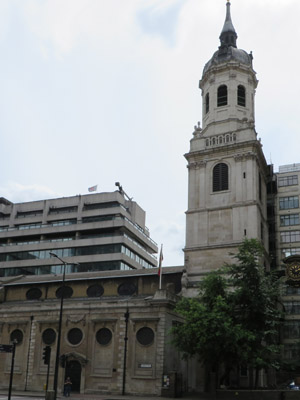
[200,0,256,132]
[184,1,269,290]
[219,1,237,48]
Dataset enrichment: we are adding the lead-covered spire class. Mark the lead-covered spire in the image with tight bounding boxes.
[219,1,237,48]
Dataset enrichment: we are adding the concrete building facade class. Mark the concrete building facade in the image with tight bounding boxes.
[275,164,300,263]
[273,165,300,369]
[0,190,157,277]
[0,268,185,396]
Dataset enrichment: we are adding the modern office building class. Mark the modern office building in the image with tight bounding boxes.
[0,190,158,277]
[275,164,300,263]
[273,164,300,368]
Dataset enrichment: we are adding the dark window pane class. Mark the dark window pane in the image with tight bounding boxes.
[67,328,83,345]
[217,85,227,107]
[56,286,73,299]
[26,288,42,300]
[87,284,104,297]
[136,327,154,346]
[118,282,136,296]
[10,329,23,345]
[237,85,246,106]
[42,328,56,345]
[213,163,229,192]
[205,93,209,114]
[96,328,112,345]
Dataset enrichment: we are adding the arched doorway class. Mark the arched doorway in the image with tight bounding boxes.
[65,360,81,393]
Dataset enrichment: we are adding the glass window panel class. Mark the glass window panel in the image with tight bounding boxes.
[282,248,300,257]
[280,196,299,210]
[278,175,298,187]
[281,231,300,243]
[280,214,300,226]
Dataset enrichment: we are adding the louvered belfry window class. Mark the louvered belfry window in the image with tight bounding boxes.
[213,163,229,192]
[217,85,227,107]
[237,85,246,107]
[205,93,210,114]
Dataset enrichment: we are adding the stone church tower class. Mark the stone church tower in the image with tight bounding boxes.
[184,1,269,290]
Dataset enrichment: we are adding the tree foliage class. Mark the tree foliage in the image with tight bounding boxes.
[171,239,283,386]
[224,239,283,371]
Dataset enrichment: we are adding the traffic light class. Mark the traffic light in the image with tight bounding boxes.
[42,346,51,365]
[59,354,66,368]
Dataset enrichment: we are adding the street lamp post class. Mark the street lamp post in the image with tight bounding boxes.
[122,306,129,396]
[49,252,67,400]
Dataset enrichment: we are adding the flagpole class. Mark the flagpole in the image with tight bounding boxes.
[158,244,163,290]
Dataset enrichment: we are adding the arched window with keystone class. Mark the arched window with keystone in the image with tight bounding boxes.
[213,163,229,192]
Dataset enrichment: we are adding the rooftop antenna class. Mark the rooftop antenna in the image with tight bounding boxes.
[115,182,133,201]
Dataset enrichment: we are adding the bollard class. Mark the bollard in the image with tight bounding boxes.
[45,390,55,400]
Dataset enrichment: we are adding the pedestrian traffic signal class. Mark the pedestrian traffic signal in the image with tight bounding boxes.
[42,346,51,365]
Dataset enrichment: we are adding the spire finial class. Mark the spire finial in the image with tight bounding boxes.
[219,0,237,48]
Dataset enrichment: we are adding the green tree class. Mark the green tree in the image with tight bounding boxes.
[224,239,283,386]
[172,271,255,389]
[172,239,283,389]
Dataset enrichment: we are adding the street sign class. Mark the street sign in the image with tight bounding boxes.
[0,344,13,353]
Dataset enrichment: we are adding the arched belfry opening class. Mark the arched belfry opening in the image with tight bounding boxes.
[217,85,228,107]
[237,85,246,107]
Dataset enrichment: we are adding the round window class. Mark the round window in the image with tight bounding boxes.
[117,282,136,296]
[87,284,104,298]
[56,286,73,299]
[67,328,83,345]
[42,328,56,345]
[96,328,112,345]
[136,327,154,346]
[10,329,23,345]
[26,288,42,300]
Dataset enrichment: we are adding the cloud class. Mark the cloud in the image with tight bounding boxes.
[137,0,184,46]
[0,183,61,204]
[151,212,185,266]
[21,0,142,57]
[1,0,300,267]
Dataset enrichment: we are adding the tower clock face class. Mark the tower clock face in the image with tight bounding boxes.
[287,263,300,280]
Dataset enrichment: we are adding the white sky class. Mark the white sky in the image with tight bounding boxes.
[0,0,299,266]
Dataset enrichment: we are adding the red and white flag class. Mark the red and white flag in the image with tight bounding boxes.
[88,185,98,192]
[158,244,163,289]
